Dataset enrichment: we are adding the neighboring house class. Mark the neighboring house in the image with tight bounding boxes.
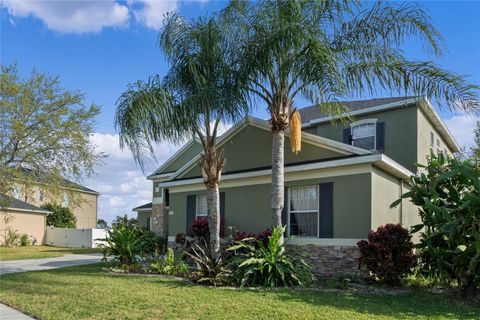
[1,176,99,245]
[134,96,458,274]
[0,195,50,245]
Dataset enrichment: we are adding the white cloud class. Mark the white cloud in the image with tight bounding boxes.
[129,0,177,30]
[2,0,130,34]
[444,113,479,152]
[86,132,181,224]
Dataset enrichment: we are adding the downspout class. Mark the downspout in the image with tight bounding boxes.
[398,178,403,225]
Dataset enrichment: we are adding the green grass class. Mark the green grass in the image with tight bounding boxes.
[0,264,478,320]
[0,245,103,261]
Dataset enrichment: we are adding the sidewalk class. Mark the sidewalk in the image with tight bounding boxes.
[0,303,36,320]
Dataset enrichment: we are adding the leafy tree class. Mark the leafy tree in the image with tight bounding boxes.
[470,121,480,166]
[392,153,480,295]
[222,0,479,243]
[115,15,247,259]
[0,64,104,208]
[43,203,77,228]
[97,219,108,229]
[111,215,137,229]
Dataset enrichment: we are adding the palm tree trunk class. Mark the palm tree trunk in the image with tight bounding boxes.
[271,129,285,244]
[206,183,220,259]
[200,145,224,261]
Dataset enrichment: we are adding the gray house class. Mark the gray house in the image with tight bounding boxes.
[133,96,458,274]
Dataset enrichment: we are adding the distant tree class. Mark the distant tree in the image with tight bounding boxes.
[96,219,108,229]
[43,203,77,228]
[111,215,137,229]
[0,64,104,208]
[470,121,480,166]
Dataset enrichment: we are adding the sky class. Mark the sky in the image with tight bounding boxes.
[1,0,479,224]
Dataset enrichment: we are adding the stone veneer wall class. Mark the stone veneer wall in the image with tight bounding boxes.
[151,203,168,237]
[168,240,364,276]
[287,244,364,276]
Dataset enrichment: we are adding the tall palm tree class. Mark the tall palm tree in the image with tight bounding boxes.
[223,0,479,243]
[115,15,247,259]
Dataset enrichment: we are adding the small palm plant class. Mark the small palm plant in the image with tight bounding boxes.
[227,226,315,287]
[101,225,141,267]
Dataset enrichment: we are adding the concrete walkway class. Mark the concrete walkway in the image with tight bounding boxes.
[0,303,36,320]
[0,253,103,275]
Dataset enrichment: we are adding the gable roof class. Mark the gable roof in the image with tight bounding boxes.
[299,96,418,123]
[132,202,152,212]
[166,116,371,181]
[0,195,51,214]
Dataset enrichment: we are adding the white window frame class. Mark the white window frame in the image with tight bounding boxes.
[287,185,320,238]
[350,119,378,151]
[195,195,208,217]
[12,186,20,200]
[62,193,69,208]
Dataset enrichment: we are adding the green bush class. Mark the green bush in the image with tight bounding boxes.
[138,230,166,257]
[227,226,315,288]
[101,224,141,266]
[42,203,76,228]
[19,234,30,246]
[150,248,188,277]
[4,228,20,247]
[392,153,480,295]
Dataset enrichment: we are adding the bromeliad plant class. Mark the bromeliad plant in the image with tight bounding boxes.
[392,153,480,295]
[227,226,315,288]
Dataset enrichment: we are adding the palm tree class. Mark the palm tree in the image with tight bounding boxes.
[115,15,247,259]
[222,0,479,242]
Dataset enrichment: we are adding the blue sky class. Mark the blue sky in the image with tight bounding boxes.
[1,0,479,223]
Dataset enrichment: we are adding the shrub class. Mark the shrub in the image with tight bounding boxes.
[175,233,186,245]
[392,153,480,295]
[227,226,315,288]
[138,229,166,257]
[43,203,76,228]
[233,228,272,247]
[185,240,231,286]
[4,228,20,247]
[101,224,141,266]
[188,217,226,242]
[150,248,189,277]
[20,234,30,246]
[357,224,416,286]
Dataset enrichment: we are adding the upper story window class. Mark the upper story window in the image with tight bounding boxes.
[12,186,20,200]
[39,190,44,202]
[62,193,69,208]
[196,195,208,217]
[430,132,435,148]
[289,185,319,237]
[350,119,377,151]
[436,138,441,154]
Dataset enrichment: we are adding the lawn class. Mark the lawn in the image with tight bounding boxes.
[0,245,103,261]
[0,264,478,320]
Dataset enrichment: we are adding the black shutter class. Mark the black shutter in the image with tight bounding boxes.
[186,195,196,233]
[376,122,385,150]
[319,182,334,238]
[164,189,170,207]
[343,128,351,145]
[281,187,288,228]
[220,192,225,223]
[146,217,151,231]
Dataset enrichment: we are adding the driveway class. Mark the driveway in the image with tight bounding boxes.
[0,253,103,275]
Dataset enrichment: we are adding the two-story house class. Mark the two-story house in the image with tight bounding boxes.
[1,174,99,245]
[133,96,458,274]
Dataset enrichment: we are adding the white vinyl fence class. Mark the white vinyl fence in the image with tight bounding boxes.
[45,227,108,248]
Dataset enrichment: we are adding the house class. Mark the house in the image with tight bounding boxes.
[134,96,458,274]
[1,175,99,245]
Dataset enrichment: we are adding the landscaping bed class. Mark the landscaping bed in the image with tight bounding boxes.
[0,263,478,320]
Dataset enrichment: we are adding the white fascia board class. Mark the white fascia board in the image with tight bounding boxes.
[132,208,152,212]
[302,97,421,128]
[4,207,50,215]
[148,172,174,181]
[420,97,460,152]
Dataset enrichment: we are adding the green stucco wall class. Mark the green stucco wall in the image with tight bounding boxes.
[182,126,344,179]
[168,173,371,239]
[308,106,419,172]
[137,211,152,229]
[161,142,203,173]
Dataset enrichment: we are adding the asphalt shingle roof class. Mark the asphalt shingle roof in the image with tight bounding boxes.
[0,195,51,214]
[132,202,152,211]
[298,97,418,124]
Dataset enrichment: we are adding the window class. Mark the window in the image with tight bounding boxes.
[430,132,435,148]
[12,186,20,200]
[196,195,208,217]
[289,186,319,237]
[39,190,44,202]
[62,193,69,207]
[436,138,441,154]
[351,119,377,151]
